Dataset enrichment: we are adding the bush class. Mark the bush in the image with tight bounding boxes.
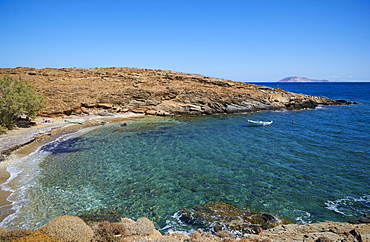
[41,215,94,242]
[0,75,45,131]
[92,221,123,242]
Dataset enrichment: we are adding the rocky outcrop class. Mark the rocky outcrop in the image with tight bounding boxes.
[178,202,291,235]
[245,221,370,242]
[0,67,354,117]
[349,214,370,224]
[1,215,369,241]
[279,76,330,82]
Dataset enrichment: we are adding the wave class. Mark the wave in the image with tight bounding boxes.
[325,195,370,217]
[0,127,97,229]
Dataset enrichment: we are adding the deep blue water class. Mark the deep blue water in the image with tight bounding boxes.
[1,82,369,233]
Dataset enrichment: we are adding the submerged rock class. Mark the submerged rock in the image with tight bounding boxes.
[178,202,291,235]
[77,208,124,226]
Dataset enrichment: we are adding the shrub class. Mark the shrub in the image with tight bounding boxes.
[0,75,45,131]
[123,217,155,236]
[92,217,159,241]
[41,215,94,242]
[92,221,123,242]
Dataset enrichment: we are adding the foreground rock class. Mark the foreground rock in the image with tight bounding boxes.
[246,221,370,242]
[0,67,355,117]
[0,215,369,241]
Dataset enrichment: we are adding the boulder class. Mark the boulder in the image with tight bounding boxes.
[96,103,113,109]
[81,102,96,108]
[349,214,370,224]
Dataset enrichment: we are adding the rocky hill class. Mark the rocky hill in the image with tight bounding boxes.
[279,76,329,82]
[0,67,348,117]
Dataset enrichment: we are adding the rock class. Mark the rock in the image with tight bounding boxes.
[146,110,157,115]
[349,214,370,224]
[96,103,113,109]
[178,202,290,235]
[248,221,370,242]
[285,99,318,110]
[81,102,96,108]
[189,229,223,242]
[77,208,123,226]
[2,215,370,241]
[156,110,173,116]
[334,99,358,105]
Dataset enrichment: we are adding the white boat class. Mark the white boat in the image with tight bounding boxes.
[248,120,273,126]
[65,119,84,124]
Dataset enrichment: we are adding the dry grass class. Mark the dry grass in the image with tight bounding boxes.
[0,228,32,242]
[12,230,59,242]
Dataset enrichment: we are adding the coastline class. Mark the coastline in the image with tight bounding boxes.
[0,112,369,240]
[0,112,145,224]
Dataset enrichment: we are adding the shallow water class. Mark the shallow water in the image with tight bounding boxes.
[1,83,369,233]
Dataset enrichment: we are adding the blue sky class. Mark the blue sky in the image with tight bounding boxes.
[1,0,369,82]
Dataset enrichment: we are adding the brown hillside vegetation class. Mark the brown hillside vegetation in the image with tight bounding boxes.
[0,67,353,117]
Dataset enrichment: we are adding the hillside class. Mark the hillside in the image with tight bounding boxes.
[0,67,348,117]
[279,76,329,82]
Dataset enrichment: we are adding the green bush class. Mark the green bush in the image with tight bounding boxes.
[0,75,45,131]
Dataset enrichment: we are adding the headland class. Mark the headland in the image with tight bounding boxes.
[0,67,352,118]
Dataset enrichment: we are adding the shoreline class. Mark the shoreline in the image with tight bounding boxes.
[0,112,369,240]
[0,112,145,224]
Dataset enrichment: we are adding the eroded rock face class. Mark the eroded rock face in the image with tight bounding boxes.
[0,67,355,117]
[178,202,291,235]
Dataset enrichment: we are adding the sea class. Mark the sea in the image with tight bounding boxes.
[0,82,369,233]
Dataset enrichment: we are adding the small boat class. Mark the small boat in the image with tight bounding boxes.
[248,120,273,126]
[65,119,84,124]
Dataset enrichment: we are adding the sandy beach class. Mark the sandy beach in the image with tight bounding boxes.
[0,112,145,223]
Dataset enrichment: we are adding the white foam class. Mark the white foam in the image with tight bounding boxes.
[159,212,196,235]
[294,210,313,224]
[0,126,98,229]
[325,195,370,217]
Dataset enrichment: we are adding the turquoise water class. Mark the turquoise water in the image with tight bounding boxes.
[1,83,369,233]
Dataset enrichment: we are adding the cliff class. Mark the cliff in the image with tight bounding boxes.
[279,76,330,82]
[0,67,350,117]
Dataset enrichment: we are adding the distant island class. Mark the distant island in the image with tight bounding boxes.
[278,77,329,82]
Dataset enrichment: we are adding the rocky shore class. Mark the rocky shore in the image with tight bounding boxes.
[0,67,365,241]
[0,204,369,241]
